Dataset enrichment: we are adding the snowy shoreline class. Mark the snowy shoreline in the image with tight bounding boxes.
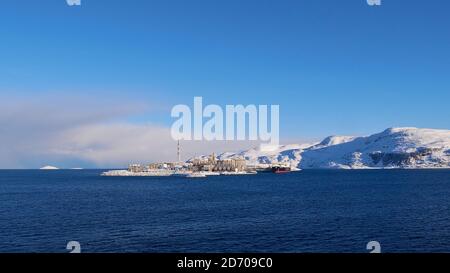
[101,170,258,177]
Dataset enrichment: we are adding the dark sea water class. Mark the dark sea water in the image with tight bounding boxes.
[1,169,450,253]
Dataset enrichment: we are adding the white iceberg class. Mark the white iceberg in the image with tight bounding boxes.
[40,166,59,170]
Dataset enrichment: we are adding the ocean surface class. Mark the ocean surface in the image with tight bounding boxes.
[0,169,450,253]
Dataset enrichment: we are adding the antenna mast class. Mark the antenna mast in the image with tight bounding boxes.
[177,140,181,162]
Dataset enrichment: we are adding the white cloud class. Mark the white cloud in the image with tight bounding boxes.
[0,96,258,169]
[51,123,258,167]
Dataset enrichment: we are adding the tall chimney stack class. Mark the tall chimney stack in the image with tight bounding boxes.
[177,140,181,162]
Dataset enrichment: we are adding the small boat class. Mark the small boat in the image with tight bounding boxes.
[186,173,207,178]
[272,166,291,174]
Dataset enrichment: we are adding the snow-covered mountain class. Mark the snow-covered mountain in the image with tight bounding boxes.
[222,144,309,167]
[217,128,450,169]
[309,135,357,150]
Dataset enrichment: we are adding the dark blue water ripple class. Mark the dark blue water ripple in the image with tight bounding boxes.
[0,169,449,253]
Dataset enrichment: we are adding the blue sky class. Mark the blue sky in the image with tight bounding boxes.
[0,0,449,167]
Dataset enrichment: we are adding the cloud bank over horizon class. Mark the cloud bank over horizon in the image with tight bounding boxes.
[0,96,262,169]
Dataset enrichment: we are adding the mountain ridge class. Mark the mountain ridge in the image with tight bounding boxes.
[215,127,450,169]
